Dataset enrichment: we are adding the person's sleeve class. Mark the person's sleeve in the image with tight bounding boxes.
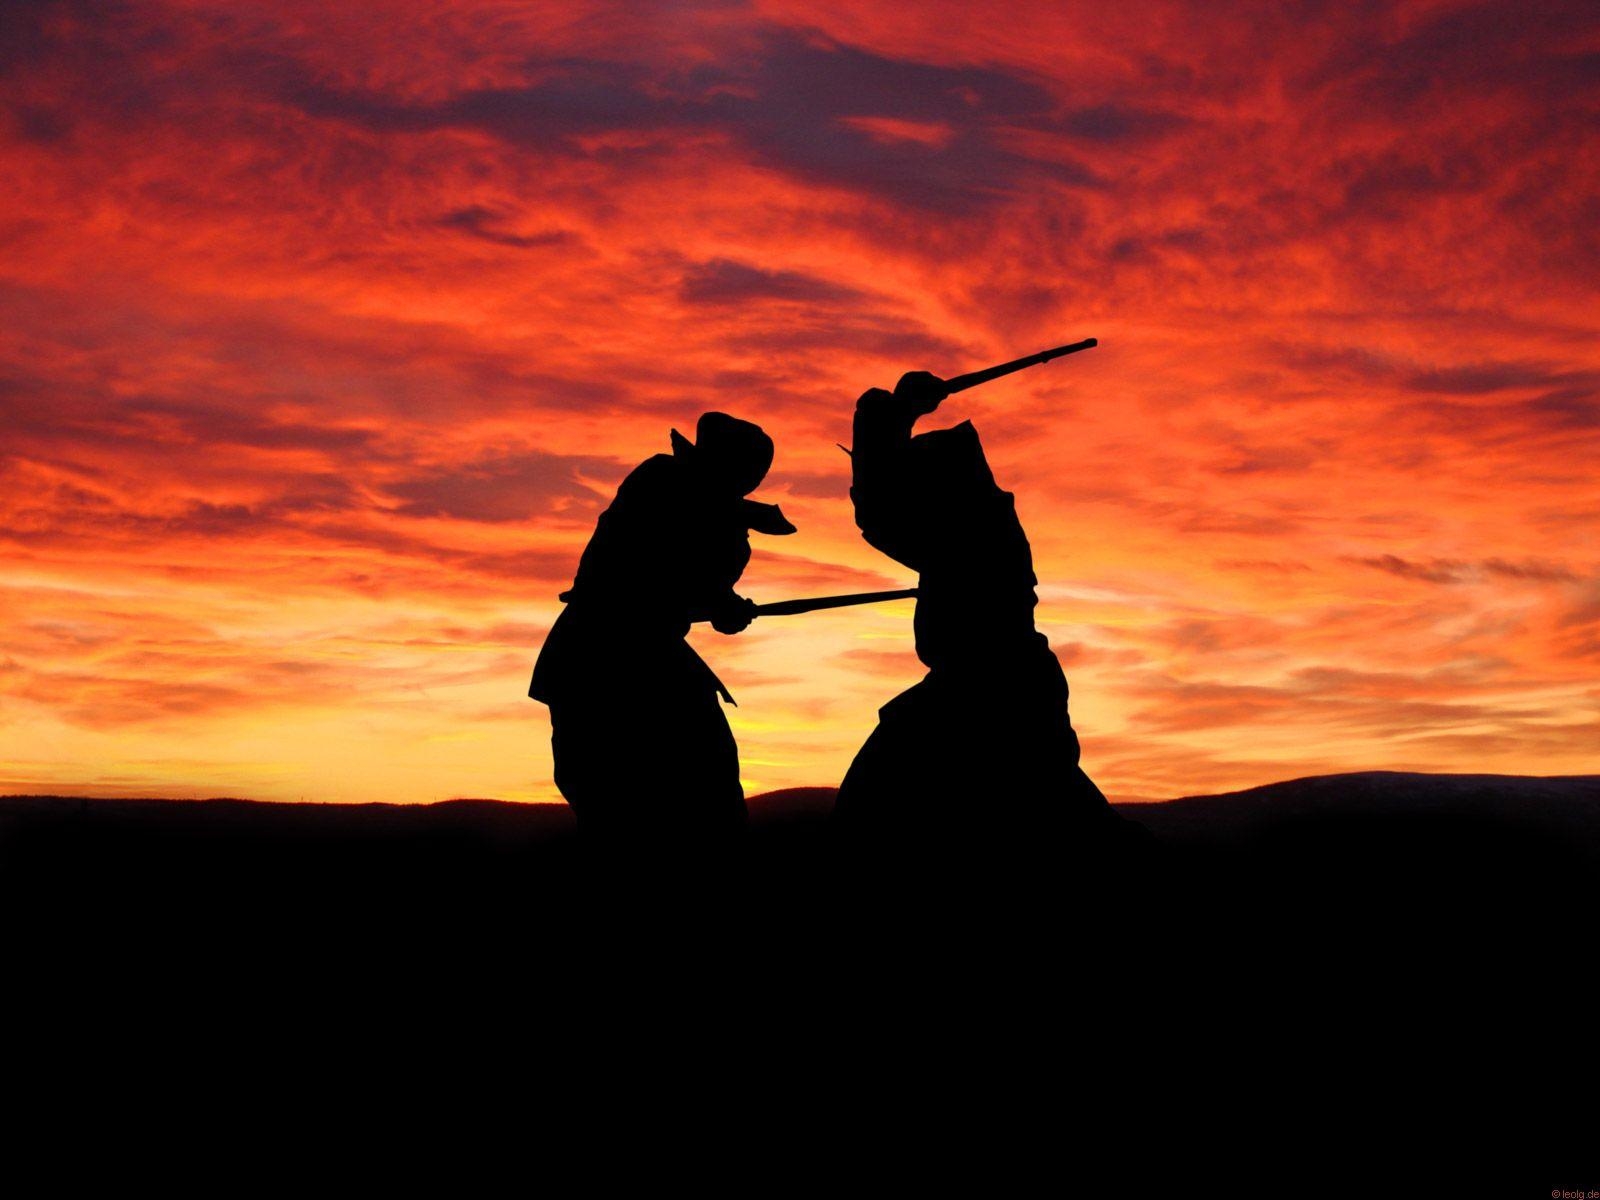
[849,389,930,570]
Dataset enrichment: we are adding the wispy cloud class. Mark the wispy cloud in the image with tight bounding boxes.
[2,0,1597,802]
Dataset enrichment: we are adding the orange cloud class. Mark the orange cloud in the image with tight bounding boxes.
[2,0,1597,803]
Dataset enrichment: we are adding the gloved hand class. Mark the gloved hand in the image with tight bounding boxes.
[711,595,758,634]
[893,370,948,416]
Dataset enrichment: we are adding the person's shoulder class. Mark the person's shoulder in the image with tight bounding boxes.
[608,454,696,520]
[619,453,682,492]
[854,386,899,414]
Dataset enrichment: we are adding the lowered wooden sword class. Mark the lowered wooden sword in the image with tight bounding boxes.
[691,587,917,623]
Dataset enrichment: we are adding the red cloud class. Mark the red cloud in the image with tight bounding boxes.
[3,0,1597,802]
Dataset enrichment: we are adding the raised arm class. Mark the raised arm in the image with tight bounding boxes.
[849,372,950,571]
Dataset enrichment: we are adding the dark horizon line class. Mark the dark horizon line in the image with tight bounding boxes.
[5,766,1599,812]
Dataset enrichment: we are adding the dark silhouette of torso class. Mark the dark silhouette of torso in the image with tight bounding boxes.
[530,415,792,838]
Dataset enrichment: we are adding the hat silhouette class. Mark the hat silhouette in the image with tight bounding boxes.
[670,412,775,497]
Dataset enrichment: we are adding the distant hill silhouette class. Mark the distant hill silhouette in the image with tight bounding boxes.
[1138,769,1600,831]
[5,769,1598,858]
[5,771,1596,924]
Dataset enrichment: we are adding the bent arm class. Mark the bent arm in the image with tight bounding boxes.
[849,373,947,570]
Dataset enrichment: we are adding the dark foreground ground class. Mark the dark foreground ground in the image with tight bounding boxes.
[8,768,1598,890]
[5,772,1595,1168]
[6,770,1595,979]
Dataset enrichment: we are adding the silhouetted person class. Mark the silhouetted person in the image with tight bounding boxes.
[834,371,1117,851]
[530,413,795,839]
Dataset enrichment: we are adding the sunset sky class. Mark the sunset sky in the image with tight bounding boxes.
[2,0,1597,804]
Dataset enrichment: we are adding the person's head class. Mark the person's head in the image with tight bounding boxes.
[670,412,774,496]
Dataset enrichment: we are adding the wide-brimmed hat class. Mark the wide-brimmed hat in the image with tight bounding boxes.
[670,412,776,497]
[669,412,795,534]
